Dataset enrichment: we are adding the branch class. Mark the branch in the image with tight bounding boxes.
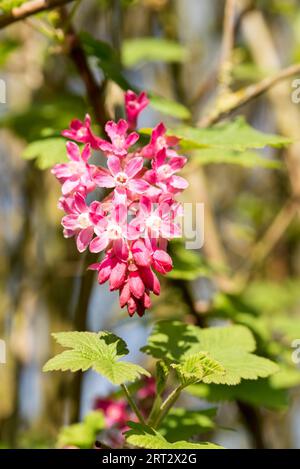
[57,7,107,422]
[199,62,300,127]
[60,7,108,127]
[218,0,236,93]
[234,199,297,285]
[152,385,184,429]
[0,0,75,28]
[121,384,146,426]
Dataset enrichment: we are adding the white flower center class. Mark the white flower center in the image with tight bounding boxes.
[69,161,85,175]
[113,135,125,148]
[77,129,87,138]
[158,164,172,178]
[146,214,161,231]
[77,212,90,229]
[156,136,166,149]
[115,172,129,185]
[107,223,122,239]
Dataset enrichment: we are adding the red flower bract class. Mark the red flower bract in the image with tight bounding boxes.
[52,90,188,317]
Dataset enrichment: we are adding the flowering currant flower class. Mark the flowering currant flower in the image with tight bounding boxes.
[142,122,180,159]
[94,155,150,194]
[61,192,103,252]
[52,90,188,317]
[125,90,149,130]
[130,195,182,240]
[89,190,130,259]
[145,148,188,194]
[97,119,139,157]
[62,114,102,150]
[52,142,96,195]
[94,397,132,429]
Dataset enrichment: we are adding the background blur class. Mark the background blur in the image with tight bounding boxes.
[1,0,300,449]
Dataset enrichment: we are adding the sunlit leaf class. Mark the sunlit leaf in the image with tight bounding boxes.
[122,37,188,67]
[158,408,216,442]
[192,148,282,169]
[125,422,223,449]
[57,410,105,449]
[22,138,67,169]
[43,331,150,385]
[142,321,278,385]
[166,117,290,151]
[149,94,191,120]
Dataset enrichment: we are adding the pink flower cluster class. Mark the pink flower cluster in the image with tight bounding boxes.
[52,91,188,317]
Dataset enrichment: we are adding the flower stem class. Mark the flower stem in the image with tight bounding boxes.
[121,383,146,425]
[147,395,162,427]
[152,385,184,429]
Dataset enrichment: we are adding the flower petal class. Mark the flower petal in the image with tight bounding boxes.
[128,179,150,194]
[107,155,121,176]
[94,170,115,188]
[125,157,144,178]
[89,233,109,253]
[169,175,189,190]
[66,141,81,161]
[109,261,127,290]
[129,271,145,298]
[74,192,87,213]
[62,176,79,195]
[76,226,94,252]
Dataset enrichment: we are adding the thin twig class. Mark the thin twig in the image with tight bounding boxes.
[121,384,146,425]
[218,0,236,94]
[152,385,183,429]
[0,0,75,28]
[59,7,108,127]
[235,199,297,282]
[199,62,300,127]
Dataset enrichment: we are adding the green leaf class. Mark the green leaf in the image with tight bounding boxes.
[142,321,278,385]
[57,423,95,449]
[187,380,288,411]
[43,331,150,385]
[122,37,188,67]
[126,422,223,449]
[171,352,225,386]
[22,138,67,169]
[149,94,191,120]
[242,279,300,316]
[192,148,283,169]
[80,32,131,90]
[166,117,290,151]
[158,408,216,442]
[168,240,211,280]
[270,365,300,389]
[80,33,190,121]
[0,0,24,13]
[57,410,105,449]
[1,94,86,142]
[0,39,19,67]
[156,360,169,394]
[83,410,106,432]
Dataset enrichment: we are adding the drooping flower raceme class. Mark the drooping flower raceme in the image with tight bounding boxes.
[52,91,188,317]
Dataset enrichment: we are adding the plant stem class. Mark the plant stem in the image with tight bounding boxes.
[147,395,162,427]
[121,384,146,425]
[152,385,184,429]
[199,62,300,127]
[0,0,75,29]
[218,0,236,94]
